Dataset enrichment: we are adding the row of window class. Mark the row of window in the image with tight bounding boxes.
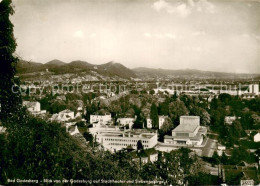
[91,119,104,122]
[176,133,189,137]
[104,138,149,143]
[109,143,149,148]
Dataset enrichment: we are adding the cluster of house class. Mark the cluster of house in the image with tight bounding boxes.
[22,101,84,137]
[22,100,85,122]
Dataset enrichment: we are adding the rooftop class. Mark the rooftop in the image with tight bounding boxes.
[22,101,39,108]
[98,130,157,139]
[173,123,199,133]
[59,109,74,114]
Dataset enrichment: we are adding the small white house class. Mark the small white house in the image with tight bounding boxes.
[147,118,152,129]
[23,101,41,112]
[254,133,260,142]
[218,144,226,151]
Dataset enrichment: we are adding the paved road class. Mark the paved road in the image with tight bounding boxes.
[201,138,217,157]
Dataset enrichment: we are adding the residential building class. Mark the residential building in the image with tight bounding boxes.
[117,117,136,129]
[147,118,152,129]
[23,101,40,112]
[90,114,112,125]
[164,116,207,146]
[51,109,75,122]
[22,101,46,115]
[96,129,158,152]
[253,133,260,142]
[147,115,169,129]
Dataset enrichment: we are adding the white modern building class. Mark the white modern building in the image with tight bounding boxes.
[164,116,207,146]
[90,114,112,125]
[248,84,259,95]
[96,129,158,152]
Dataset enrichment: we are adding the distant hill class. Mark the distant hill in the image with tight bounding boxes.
[45,59,66,66]
[16,59,259,81]
[16,60,42,74]
[97,61,137,79]
[133,67,260,80]
[16,60,137,79]
[68,60,94,68]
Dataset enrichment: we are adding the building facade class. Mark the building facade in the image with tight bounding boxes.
[96,130,158,152]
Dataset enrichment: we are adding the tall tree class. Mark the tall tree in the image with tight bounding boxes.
[150,103,159,129]
[0,0,21,120]
[160,118,174,134]
[169,100,189,127]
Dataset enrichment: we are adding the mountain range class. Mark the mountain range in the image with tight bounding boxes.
[16,60,260,80]
[17,59,137,79]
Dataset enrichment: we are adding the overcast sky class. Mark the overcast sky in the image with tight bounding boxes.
[12,0,260,73]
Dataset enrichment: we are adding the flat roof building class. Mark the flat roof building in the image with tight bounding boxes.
[164,116,207,146]
[96,129,158,152]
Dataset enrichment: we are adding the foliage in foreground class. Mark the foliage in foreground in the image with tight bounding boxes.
[0,109,217,185]
[0,109,139,183]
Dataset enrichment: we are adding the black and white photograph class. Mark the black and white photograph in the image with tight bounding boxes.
[0,0,260,185]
